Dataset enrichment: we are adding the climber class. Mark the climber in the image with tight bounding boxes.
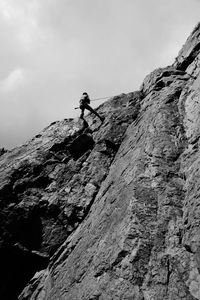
[79,92,104,122]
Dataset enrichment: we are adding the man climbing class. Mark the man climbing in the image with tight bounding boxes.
[79,92,104,122]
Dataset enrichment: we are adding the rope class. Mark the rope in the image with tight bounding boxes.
[74,95,115,109]
[90,96,115,102]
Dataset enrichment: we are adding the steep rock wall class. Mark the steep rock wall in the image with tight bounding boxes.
[0,93,141,299]
[1,23,200,300]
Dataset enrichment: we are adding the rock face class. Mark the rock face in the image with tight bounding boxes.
[1,23,200,300]
[0,148,7,156]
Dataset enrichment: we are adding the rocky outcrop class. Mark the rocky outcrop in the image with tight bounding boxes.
[1,23,200,300]
[0,147,7,156]
[0,93,141,300]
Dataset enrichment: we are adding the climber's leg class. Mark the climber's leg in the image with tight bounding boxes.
[80,107,85,119]
[84,104,104,121]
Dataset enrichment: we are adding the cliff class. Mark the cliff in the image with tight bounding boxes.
[1,23,200,299]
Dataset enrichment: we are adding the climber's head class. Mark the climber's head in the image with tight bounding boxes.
[83,92,88,96]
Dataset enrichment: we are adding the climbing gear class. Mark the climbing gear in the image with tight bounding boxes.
[79,93,90,106]
[74,95,115,109]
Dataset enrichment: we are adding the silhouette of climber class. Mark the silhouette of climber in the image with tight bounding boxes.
[79,92,104,122]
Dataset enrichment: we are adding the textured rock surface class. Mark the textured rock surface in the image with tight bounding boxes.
[1,23,200,299]
[0,93,140,300]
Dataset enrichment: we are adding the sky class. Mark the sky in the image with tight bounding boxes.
[0,0,200,149]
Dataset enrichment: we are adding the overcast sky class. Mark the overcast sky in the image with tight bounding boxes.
[0,0,200,149]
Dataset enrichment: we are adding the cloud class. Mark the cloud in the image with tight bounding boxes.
[0,0,200,149]
[0,68,25,92]
[0,0,43,51]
